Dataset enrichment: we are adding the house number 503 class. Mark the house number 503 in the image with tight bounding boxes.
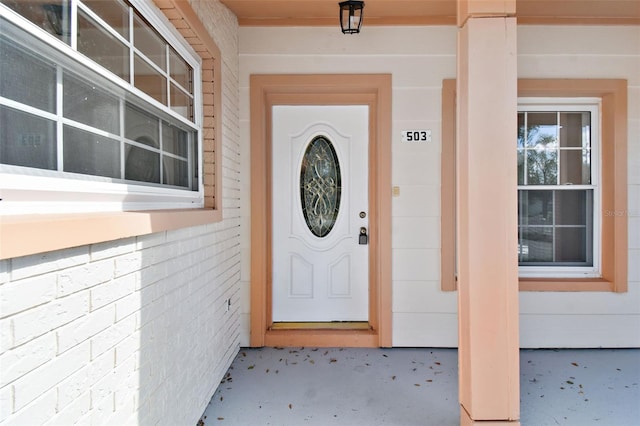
[401,130,432,143]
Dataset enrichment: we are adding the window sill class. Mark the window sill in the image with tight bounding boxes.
[519,278,614,292]
[0,208,222,259]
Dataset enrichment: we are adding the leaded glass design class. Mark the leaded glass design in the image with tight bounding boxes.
[300,136,342,237]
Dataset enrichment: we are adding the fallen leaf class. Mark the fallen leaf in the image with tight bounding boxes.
[567,380,574,384]
[289,404,293,409]
[426,379,433,383]
[217,418,224,421]
[571,362,578,367]
[414,384,420,387]
[382,354,388,358]
[242,352,247,357]
[392,376,396,380]
[434,362,441,366]
[266,369,269,373]
[330,358,337,363]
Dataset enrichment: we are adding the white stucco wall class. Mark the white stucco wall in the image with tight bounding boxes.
[0,1,241,424]
[237,25,640,348]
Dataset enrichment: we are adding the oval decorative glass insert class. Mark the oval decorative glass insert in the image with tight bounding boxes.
[300,136,342,237]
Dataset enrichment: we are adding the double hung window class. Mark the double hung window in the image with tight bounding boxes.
[0,0,203,214]
[517,99,600,278]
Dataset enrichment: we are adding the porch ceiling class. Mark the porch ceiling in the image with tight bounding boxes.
[219,0,640,26]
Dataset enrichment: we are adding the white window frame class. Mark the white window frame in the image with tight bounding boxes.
[0,0,204,215]
[517,97,601,279]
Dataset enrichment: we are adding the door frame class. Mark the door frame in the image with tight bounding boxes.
[250,74,392,347]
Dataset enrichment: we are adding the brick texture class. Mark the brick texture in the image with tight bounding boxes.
[0,1,240,424]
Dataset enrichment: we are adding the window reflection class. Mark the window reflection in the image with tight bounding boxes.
[0,0,71,44]
[78,9,130,81]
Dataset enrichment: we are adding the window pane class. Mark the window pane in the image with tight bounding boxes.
[519,190,553,225]
[0,33,56,113]
[162,122,188,157]
[519,227,553,263]
[0,106,56,170]
[78,9,130,81]
[1,0,71,44]
[134,54,167,105]
[63,72,120,134]
[82,0,129,39]
[125,103,159,146]
[63,125,120,178]
[526,112,557,148]
[170,83,193,120]
[555,228,589,264]
[555,190,587,225]
[133,13,166,71]
[169,47,192,92]
[517,112,525,148]
[560,112,590,148]
[559,149,591,185]
[517,149,524,185]
[125,144,160,183]
[163,156,188,187]
[526,149,557,185]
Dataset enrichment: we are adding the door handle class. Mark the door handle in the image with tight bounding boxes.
[359,227,368,245]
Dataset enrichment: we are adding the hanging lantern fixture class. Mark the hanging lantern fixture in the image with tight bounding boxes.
[339,1,364,34]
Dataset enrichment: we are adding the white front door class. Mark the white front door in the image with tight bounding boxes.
[272,105,369,322]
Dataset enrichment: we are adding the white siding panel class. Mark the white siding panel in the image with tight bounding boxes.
[392,185,440,217]
[518,26,640,55]
[239,26,457,56]
[393,313,458,347]
[520,314,640,348]
[393,150,441,186]
[393,217,440,249]
[393,281,457,313]
[519,286,640,315]
[518,56,640,84]
[392,249,440,282]
[629,118,640,185]
[393,88,442,121]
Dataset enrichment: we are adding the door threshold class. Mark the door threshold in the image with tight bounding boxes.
[271,321,370,330]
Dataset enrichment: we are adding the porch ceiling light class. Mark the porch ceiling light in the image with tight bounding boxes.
[339,1,364,34]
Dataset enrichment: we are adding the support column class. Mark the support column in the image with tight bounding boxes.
[456,1,520,425]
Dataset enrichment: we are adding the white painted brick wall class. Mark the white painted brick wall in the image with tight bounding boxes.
[0,1,240,424]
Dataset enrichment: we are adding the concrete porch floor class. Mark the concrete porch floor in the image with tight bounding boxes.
[200,347,639,426]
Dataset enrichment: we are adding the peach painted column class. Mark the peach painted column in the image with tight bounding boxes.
[456,1,520,425]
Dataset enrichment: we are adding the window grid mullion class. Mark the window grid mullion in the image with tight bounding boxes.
[70,0,78,50]
[56,65,64,172]
[119,98,126,180]
[159,121,165,184]
[523,112,528,186]
[165,44,171,110]
[555,111,560,186]
[128,5,134,85]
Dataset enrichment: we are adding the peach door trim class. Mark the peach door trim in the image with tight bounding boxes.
[249,74,392,348]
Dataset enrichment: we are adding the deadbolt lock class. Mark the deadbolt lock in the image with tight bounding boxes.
[359,227,368,245]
